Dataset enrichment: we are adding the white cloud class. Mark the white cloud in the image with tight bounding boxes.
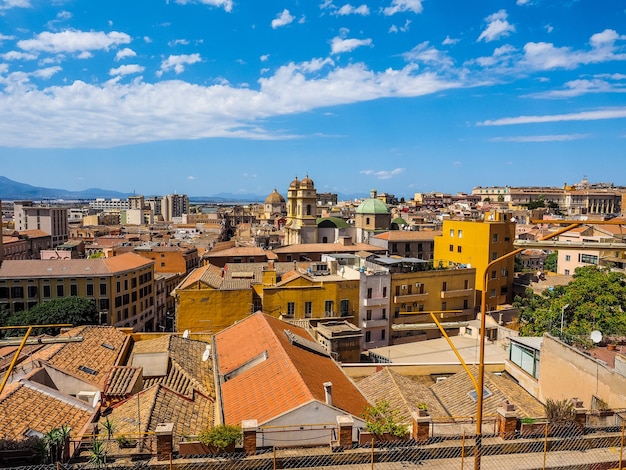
[168,39,190,47]
[545,24,554,34]
[528,78,626,98]
[403,42,453,68]
[333,4,369,16]
[478,10,515,43]
[331,36,372,54]
[389,20,411,34]
[442,35,459,46]
[383,0,423,16]
[32,66,61,79]
[109,64,145,76]
[360,168,405,179]
[271,9,294,29]
[57,11,72,20]
[158,53,201,75]
[18,30,131,54]
[523,29,626,71]
[187,175,195,180]
[2,51,37,61]
[479,107,626,126]
[516,0,530,5]
[489,134,589,142]
[0,0,30,9]
[174,0,233,12]
[77,51,93,59]
[0,33,15,42]
[115,48,136,61]
[260,54,270,62]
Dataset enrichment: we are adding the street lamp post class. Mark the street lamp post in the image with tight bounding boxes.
[474,223,581,470]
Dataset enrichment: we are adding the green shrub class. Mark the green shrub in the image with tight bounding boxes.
[197,424,242,450]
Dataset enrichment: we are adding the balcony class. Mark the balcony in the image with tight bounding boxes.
[363,297,388,307]
[362,318,388,329]
[393,293,429,303]
[440,288,473,299]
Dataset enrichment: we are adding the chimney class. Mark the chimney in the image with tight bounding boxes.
[323,382,332,407]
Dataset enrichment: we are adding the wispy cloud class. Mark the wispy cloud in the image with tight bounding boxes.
[442,35,459,46]
[331,31,372,54]
[18,30,131,54]
[332,4,370,16]
[360,168,405,179]
[489,134,590,142]
[115,48,136,61]
[272,9,295,29]
[174,0,233,13]
[382,0,423,16]
[0,0,31,10]
[109,64,145,76]
[528,77,626,98]
[478,10,515,43]
[479,108,626,126]
[158,53,201,75]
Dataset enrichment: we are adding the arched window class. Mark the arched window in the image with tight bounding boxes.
[306,204,312,216]
[322,236,328,243]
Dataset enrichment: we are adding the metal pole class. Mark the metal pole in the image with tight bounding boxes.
[461,430,465,470]
[542,421,549,470]
[619,419,626,470]
[474,223,580,470]
[371,438,375,470]
[0,326,33,396]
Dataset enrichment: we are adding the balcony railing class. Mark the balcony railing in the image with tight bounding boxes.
[393,293,429,303]
[363,297,388,307]
[440,288,473,299]
[362,318,388,329]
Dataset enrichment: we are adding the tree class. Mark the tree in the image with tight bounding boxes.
[8,297,99,333]
[515,266,626,341]
[527,195,545,210]
[544,251,558,273]
[362,400,408,438]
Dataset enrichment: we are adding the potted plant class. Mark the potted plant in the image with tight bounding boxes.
[359,400,409,444]
[180,425,242,455]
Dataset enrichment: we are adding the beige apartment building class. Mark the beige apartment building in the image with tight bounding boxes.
[0,252,157,331]
[13,201,69,247]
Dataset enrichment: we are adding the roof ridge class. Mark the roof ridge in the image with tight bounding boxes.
[386,368,412,412]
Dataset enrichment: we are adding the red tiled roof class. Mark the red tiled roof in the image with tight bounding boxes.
[215,313,370,425]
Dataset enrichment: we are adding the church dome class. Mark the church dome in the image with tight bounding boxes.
[300,175,314,189]
[265,189,285,204]
[356,189,390,215]
[289,177,299,189]
[356,198,390,215]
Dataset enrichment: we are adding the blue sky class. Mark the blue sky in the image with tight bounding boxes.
[0,0,625,198]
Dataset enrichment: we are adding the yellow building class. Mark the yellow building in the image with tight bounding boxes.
[0,252,156,330]
[433,213,515,310]
[173,259,361,334]
[390,266,476,344]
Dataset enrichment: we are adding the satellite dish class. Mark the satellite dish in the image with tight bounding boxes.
[590,330,602,344]
[183,330,189,339]
[202,344,211,362]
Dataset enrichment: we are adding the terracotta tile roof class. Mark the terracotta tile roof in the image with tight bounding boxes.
[0,252,152,279]
[18,229,50,238]
[105,384,214,450]
[27,326,129,387]
[357,368,446,422]
[130,335,215,400]
[273,243,386,254]
[372,231,442,241]
[215,312,370,425]
[0,376,94,440]
[430,367,545,419]
[205,246,268,257]
[104,366,143,398]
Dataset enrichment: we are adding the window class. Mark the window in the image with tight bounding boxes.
[366,309,372,320]
[405,243,411,252]
[57,284,64,297]
[449,229,455,237]
[449,244,454,252]
[306,204,312,216]
[287,302,295,316]
[442,281,447,291]
[464,279,469,289]
[565,255,571,262]
[493,233,499,242]
[457,246,462,253]
[324,300,333,315]
[100,283,107,296]
[86,284,94,296]
[564,269,570,275]
[381,329,386,340]
[382,287,387,298]
[491,270,497,279]
[160,253,165,258]
[394,307,400,318]
[27,285,37,298]
[365,331,371,343]
[340,299,349,316]
[43,285,51,298]
[490,288,496,298]
[441,301,447,311]
[391,243,397,253]
[116,281,121,293]
[304,301,312,318]
[124,279,128,290]
[366,217,370,225]
[367,288,372,299]
[501,286,508,295]
[70,284,78,296]
[502,268,509,277]
[12,286,23,299]
[580,254,598,265]
[492,252,498,260]
[463,299,469,309]
[382,308,387,319]
[458,230,463,238]
[160,262,165,267]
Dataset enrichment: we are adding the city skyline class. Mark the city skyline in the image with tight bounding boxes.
[0,1,625,195]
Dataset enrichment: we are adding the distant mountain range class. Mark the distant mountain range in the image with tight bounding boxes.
[0,176,368,203]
